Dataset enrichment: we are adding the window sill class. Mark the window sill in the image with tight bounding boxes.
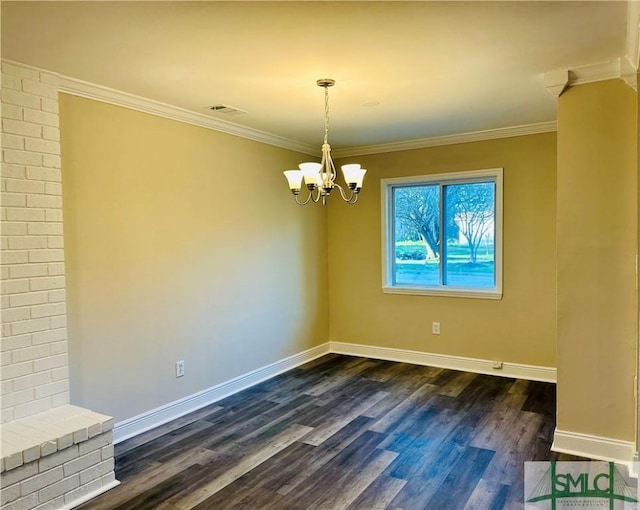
[382,286,503,300]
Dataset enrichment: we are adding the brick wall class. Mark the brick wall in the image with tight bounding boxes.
[1,61,117,510]
[1,61,69,423]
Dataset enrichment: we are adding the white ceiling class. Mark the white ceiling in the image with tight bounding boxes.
[1,1,633,151]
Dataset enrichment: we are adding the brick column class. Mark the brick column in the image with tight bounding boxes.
[1,61,118,510]
[1,61,69,423]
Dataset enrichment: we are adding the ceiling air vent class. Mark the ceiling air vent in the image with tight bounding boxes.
[208,104,247,116]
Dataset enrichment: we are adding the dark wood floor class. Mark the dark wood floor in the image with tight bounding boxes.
[80,354,583,510]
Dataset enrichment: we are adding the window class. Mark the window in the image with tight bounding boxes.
[381,168,502,299]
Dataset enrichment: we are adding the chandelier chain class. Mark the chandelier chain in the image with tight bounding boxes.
[324,85,330,145]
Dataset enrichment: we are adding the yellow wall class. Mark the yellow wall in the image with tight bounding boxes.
[330,133,557,366]
[60,94,329,423]
[556,79,638,441]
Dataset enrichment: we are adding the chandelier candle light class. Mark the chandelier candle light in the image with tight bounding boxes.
[284,79,366,205]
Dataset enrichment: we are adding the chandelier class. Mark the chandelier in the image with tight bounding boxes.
[283,79,366,206]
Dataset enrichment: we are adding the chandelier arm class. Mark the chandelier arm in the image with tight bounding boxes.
[311,187,322,203]
[334,182,359,204]
[294,190,313,206]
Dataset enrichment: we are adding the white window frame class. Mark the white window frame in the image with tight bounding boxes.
[381,168,503,299]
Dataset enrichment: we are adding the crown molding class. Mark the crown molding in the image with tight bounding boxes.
[58,75,319,156]
[543,69,569,98]
[331,121,557,158]
[544,58,637,96]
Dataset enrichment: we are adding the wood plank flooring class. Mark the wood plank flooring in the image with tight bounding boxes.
[79,354,583,510]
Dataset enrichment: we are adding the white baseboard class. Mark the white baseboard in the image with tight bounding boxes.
[114,341,557,444]
[330,341,557,383]
[66,479,120,509]
[113,343,330,443]
[552,428,636,464]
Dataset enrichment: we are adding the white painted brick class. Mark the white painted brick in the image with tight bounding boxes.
[1,350,12,366]
[1,72,22,91]
[34,495,65,510]
[40,99,58,114]
[23,108,58,128]
[100,444,114,462]
[1,333,32,351]
[50,341,68,355]
[30,275,65,291]
[1,306,31,323]
[1,408,16,423]
[3,450,24,471]
[10,317,50,335]
[2,104,23,121]
[10,291,48,307]
[3,150,42,167]
[2,62,39,80]
[6,208,45,221]
[35,379,68,399]
[51,391,69,408]
[2,119,41,138]
[13,398,52,420]
[78,433,111,457]
[49,316,66,329]
[33,354,67,373]
[31,303,67,319]
[0,266,8,279]
[38,445,78,471]
[44,182,61,196]
[0,164,26,179]
[47,237,64,249]
[2,133,24,150]
[1,249,28,265]
[47,288,66,302]
[1,192,27,207]
[1,388,34,409]
[0,294,9,309]
[38,475,79,506]
[27,195,61,209]
[25,139,60,156]
[73,427,88,444]
[62,450,100,477]
[8,236,48,250]
[28,251,64,263]
[32,328,66,345]
[2,279,30,295]
[2,493,38,510]
[20,465,63,496]
[12,371,51,391]
[0,481,21,505]
[50,367,68,382]
[0,361,33,381]
[5,178,46,194]
[2,89,40,109]
[79,458,112,486]
[2,380,12,395]
[2,222,27,235]
[41,127,60,142]
[21,79,58,100]
[63,477,102,506]
[40,440,58,457]
[45,209,63,222]
[27,223,62,236]
[38,72,59,86]
[42,155,61,169]
[26,167,61,182]
[9,264,48,278]
[12,344,50,364]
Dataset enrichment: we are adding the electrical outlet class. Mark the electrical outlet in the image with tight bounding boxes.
[176,360,185,378]
[432,322,440,335]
